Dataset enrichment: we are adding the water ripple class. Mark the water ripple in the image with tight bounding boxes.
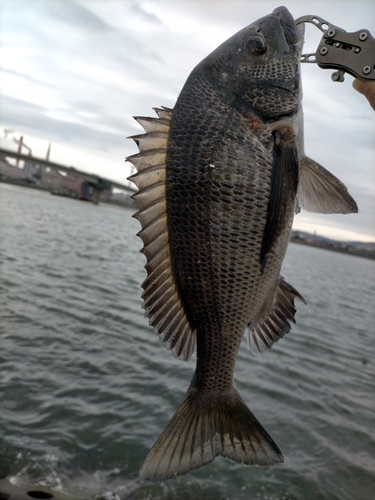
[0,184,374,499]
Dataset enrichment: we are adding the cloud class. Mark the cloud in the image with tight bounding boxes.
[1,95,126,156]
[45,0,115,34]
[129,1,164,26]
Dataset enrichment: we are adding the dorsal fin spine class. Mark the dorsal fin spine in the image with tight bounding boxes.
[134,198,166,228]
[134,116,170,133]
[126,107,196,361]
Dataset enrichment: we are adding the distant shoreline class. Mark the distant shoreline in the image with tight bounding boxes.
[290,237,375,260]
[0,177,135,208]
[1,179,374,260]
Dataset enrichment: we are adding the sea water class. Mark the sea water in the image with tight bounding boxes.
[0,183,374,500]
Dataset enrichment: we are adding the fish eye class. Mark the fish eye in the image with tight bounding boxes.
[247,37,267,55]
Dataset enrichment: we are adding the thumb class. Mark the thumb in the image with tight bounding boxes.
[352,78,375,111]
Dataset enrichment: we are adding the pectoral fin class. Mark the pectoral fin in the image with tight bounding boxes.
[261,131,299,268]
[297,156,358,214]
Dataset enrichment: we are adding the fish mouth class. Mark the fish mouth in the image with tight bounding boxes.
[272,6,304,46]
[258,6,304,96]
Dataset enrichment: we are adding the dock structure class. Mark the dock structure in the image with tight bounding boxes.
[0,148,134,205]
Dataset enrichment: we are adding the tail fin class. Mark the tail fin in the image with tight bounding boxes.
[139,388,283,481]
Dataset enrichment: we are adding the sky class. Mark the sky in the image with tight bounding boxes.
[0,0,374,242]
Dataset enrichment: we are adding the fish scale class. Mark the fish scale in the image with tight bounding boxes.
[127,5,358,481]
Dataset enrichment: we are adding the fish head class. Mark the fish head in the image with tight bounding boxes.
[199,6,305,119]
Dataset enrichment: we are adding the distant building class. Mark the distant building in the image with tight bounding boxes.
[0,132,135,207]
[0,158,34,182]
[0,135,36,183]
[41,167,82,197]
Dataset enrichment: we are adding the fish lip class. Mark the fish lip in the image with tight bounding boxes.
[272,6,303,46]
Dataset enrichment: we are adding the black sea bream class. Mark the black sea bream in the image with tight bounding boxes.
[127,6,357,481]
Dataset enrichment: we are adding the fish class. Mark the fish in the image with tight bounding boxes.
[126,5,358,481]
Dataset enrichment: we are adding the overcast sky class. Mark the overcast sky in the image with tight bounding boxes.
[0,0,374,242]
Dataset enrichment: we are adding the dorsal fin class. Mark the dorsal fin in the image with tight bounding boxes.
[126,108,196,361]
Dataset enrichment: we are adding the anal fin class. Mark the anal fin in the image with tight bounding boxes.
[248,277,306,354]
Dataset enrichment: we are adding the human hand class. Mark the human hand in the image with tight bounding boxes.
[352,79,375,111]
